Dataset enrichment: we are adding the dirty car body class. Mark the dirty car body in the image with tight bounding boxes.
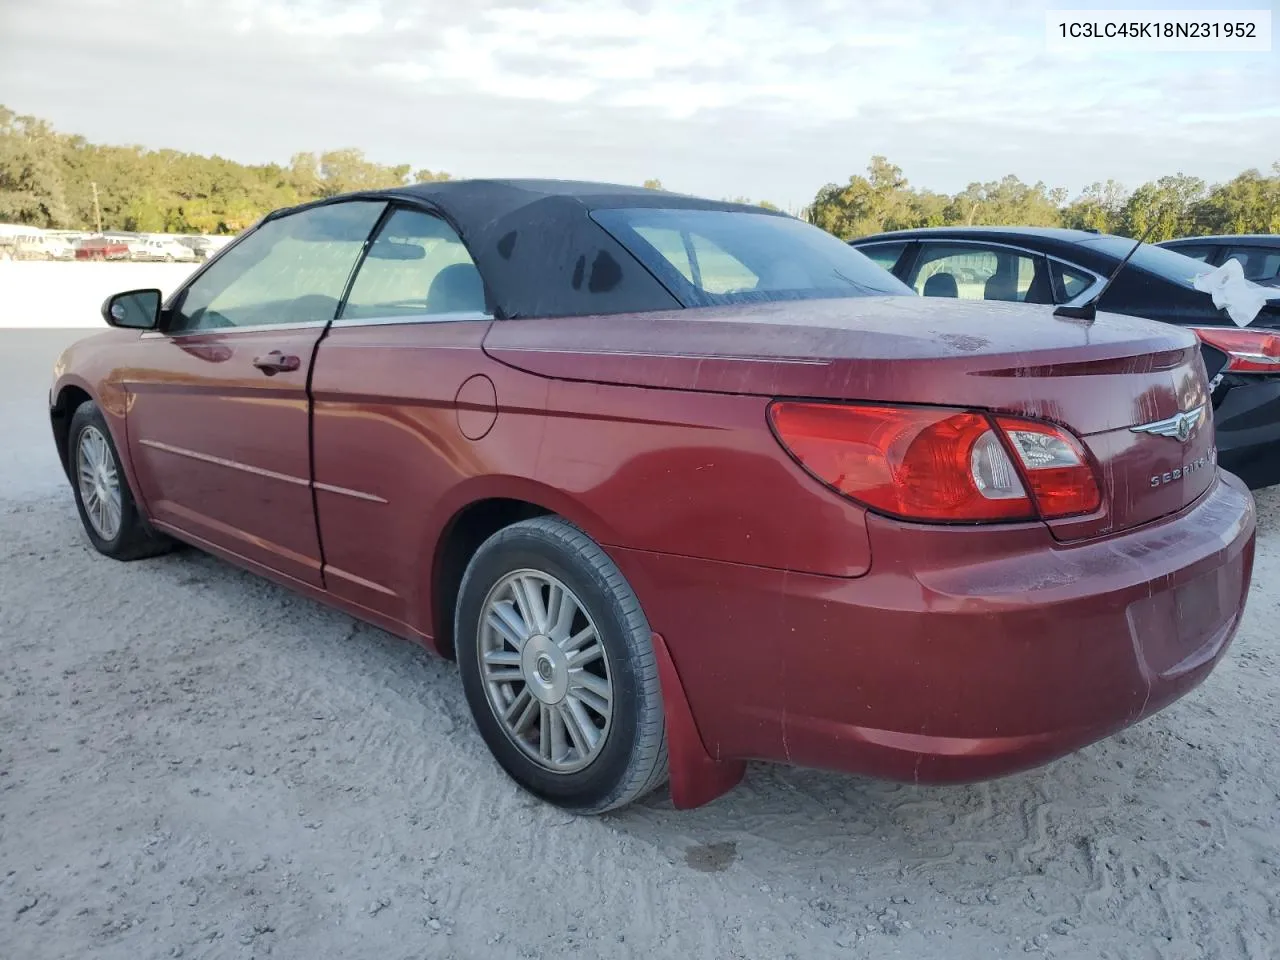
[51,181,1256,811]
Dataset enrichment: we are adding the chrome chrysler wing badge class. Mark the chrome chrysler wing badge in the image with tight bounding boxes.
[1130,405,1205,443]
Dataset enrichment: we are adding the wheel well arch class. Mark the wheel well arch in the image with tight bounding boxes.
[50,384,93,478]
[431,497,552,659]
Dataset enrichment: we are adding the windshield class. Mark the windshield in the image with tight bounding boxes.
[1078,236,1214,289]
[591,208,914,307]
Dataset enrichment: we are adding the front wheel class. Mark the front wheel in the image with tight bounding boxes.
[456,517,668,813]
[68,402,174,561]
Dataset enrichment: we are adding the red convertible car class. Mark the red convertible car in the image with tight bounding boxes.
[50,180,1256,812]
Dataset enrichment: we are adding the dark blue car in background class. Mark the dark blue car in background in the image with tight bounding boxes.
[850,227,1280,489]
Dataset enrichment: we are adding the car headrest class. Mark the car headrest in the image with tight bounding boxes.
[426,262,486,314]
[923,272,959,297]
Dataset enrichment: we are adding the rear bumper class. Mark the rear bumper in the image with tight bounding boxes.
[1215,377,1280,489]
[614,471,1256,784]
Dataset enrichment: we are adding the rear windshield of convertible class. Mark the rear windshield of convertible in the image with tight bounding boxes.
[591,208,913,307]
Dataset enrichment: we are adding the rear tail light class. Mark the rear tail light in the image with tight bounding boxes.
[768,401,1101,523]
[1190,326,1280,374]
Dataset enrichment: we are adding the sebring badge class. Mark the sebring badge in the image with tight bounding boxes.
[1130,404,1205,443]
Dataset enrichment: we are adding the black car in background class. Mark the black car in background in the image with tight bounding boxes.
[850,227,1280,489]
[1157,234,1280,287]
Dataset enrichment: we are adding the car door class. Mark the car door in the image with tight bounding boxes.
[308,205,496,626]
[904,242,1056,304]
[122,199,387,586]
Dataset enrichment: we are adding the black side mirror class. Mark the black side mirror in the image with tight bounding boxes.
[102,289,162,330]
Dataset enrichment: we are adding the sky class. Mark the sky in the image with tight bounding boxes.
[1,0,1277,209]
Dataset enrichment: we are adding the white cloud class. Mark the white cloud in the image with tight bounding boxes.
[0,0,1275,207]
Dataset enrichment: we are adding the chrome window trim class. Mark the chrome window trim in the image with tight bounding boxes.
[331,309,494,328]
[139,319,329,339]
[905,237,1106,306]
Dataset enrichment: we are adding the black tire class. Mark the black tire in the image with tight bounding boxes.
[67,401,174,561]
[456,516,668,813]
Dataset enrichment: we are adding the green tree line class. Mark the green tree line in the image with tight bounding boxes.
[812,155,1280,241]
[3,105,1276,239]
[0,105,451,234]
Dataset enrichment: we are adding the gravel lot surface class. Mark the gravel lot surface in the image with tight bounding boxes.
[2,318,1278,960]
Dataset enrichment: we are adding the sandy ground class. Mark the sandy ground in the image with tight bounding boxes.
[2,315,1279,958]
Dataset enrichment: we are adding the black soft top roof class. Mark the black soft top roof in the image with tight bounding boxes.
[274,179,790,319]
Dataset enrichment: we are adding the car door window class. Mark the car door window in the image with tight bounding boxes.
[340,208,489,320]
[910,244,1053,304]
[1050,261,1097,302]
[1223,246,1280,284]
[856,241,908,272]
[168,200,386,333]
[1167,244,1214,262]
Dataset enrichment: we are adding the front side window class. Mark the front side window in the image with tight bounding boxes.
[168,200,386,333]
[908,244,1054,304]
[591,208,914,307]
[340,208,488,320]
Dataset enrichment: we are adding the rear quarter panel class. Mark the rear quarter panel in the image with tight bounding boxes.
[308,321,873,642]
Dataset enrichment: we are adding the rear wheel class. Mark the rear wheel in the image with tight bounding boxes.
[456,517,668,813]
[68,402,173,561]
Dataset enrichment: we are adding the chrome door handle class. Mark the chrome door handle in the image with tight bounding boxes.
[252,351,300,375]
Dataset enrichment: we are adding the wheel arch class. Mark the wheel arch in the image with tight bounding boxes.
[423,477,627,660]
[50,381,96,480]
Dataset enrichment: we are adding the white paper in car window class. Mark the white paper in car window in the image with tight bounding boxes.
[1191,257,1280,327]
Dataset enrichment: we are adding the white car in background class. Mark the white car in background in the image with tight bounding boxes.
[128,237,199,262]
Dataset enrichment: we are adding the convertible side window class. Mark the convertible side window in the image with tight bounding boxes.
[167,201,385,334]
[340,208,489,321]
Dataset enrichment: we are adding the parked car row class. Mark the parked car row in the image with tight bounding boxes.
[0,227,229,262]
[50,180,1262,814]
[850,227,1280,490]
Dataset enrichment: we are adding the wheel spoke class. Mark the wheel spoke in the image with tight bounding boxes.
[538,704,553,761]
[104,494,122,536]
[570,670,611,715]
[563,698,599,754]
[506,688,536,733]
[566,640,603,669]
[548,585,577,641]
[486,604,526,650]
[561,624,596,655]
[485,666,524,684]
[550,703,568,762]
[483,648,521,667]
[512,575,548,634]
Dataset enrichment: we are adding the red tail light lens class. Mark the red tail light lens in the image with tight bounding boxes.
[994,416,1101,517]
[1190,326,1280,374]
[768,402,1100,523]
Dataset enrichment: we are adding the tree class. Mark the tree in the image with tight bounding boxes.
[642,178,664,190]
[0,107,70,227]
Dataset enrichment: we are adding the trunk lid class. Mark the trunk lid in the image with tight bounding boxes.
[483,296,1215,539]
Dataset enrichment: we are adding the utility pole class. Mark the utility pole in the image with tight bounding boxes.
[90,181,103,234]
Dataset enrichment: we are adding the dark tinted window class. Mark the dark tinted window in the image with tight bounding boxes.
[591,208,913,307]
[1078,237,1212,289]
[1163,243,1214,262]
[1223,246,1280,284]
[170,201,385,332]
[856,241,908,272]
